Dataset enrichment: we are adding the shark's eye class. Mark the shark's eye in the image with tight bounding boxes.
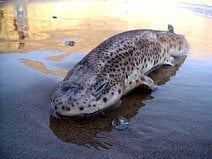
[93,82,109,96]
[61,86,71,92]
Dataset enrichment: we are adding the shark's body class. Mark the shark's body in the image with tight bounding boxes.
[52,25,189,117]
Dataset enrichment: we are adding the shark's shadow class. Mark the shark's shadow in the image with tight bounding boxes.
[49,55,187,149]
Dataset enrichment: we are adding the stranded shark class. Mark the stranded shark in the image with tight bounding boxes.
[51,24,189,117]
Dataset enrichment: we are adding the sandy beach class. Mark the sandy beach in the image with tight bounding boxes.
[0,0,211,159]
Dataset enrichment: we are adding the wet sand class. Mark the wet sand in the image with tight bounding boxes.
[0,51,211,159]
[0,0,212,159]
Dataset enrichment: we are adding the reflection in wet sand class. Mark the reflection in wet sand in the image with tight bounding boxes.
[148,56,187,86]
[49,55,187,149]
[19,58,67,77]
[0,9,4,31]
[13,3,29,49]
[49,93,152,150]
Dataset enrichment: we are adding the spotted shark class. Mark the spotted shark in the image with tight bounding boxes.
[51,24,189,117]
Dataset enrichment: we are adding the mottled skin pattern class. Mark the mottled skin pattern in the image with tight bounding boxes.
[52,25,189,117]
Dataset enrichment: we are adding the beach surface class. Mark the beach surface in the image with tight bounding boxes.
[0,0,211,159]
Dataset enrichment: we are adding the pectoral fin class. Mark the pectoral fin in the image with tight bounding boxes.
[163,56,175,66]
[140,75,156,90]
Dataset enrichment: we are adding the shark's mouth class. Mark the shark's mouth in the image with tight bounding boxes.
[52,100,123,121]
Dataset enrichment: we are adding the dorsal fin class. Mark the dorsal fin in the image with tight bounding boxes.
[168,24,174,33]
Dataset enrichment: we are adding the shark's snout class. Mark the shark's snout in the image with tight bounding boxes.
[51,80,123,117]
[52,98,72,115]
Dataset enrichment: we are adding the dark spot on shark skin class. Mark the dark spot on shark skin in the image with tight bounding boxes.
[79,107,84,111]
[139,58,141,63]
[144,58,146,62]
[54,106,57,110]
[103,98,107,103]
[62,106,65,110]
[118,89,121,94]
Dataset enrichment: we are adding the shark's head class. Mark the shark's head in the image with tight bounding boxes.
[166,24,190,56]
[51,67,124,117]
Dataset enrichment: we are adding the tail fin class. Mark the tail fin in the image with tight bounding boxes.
[168,24,174,33]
